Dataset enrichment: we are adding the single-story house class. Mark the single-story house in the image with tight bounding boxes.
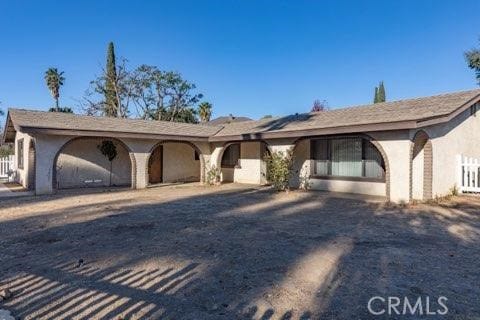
[2,89,480,203]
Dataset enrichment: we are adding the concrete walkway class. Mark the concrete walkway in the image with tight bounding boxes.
[0,183,33,198]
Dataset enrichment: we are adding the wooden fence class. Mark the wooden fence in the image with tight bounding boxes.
[457,155,480,193]
[0,155,14,180]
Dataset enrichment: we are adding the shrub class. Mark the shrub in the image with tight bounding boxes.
[264,148,294,191]
[450,184,459,196]
[206,165,221,186]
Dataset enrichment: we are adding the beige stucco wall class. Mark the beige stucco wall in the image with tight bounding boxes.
[217,142,266,184]
[309,179,386,196]
[34,134,72,194]
[56,138,132,189]
[421,106,480,197]
[162,143,200,182]
[13,131,34,188]
[368,130,411,202]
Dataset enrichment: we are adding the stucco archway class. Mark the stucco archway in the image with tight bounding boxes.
[146,140,205,184]
[52,137,136,190]
[216,140,272,184]
[293,134,391,200]
[410,130,433,201]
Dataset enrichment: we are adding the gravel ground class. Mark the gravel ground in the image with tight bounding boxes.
[0,184,479,319]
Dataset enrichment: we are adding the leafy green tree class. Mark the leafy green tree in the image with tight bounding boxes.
[127,65,203,123]
[198,102,212,122]
[44,68,65,111]
[129,65,168,120]
[373,86,379,103]
[166,72,203,122]
[465,41,480,84]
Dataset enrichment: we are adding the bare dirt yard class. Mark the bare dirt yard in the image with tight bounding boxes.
[0,184,479,319]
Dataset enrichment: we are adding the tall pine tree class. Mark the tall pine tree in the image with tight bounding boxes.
[377,81,386,103]
[373,81,386,103]
[105,42,119,117]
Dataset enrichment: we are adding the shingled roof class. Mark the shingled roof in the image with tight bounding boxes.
[3,109,223,142]
[3,89,480,143]
[209,89,480,140]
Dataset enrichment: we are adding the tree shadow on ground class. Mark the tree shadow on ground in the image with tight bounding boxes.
[0,186,479,319]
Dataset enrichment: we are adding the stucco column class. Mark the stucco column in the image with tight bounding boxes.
[34,134,71,195]
[209,145,224,169]
[371,132,411,203]
[122,139,157,190]
[131,152,148,189]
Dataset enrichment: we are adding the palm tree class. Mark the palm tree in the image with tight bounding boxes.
[44,68,65,112]
[198,102,212,122]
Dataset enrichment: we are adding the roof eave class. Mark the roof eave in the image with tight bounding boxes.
[208,120,419,142]
[416,95,480,128]
[18,126,212,142]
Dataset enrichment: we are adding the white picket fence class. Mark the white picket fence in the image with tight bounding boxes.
[457,155,480,193]
[0,155,14,180]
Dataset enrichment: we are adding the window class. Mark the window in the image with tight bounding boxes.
[17,139,24,169]
[311,137,385,181]
[221,144,240,167]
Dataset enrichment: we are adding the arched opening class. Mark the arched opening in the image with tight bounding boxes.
[220,143,240,183]
[27,139,36,191]
[411,131,432,201]
[147,141,203,185]
[53,137,135,190]
[218,141,271,184]
[293,134,390,198]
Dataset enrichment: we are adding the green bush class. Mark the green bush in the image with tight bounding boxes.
[0,144,14,157]
[206,165,221,186]
[264,148,294,191]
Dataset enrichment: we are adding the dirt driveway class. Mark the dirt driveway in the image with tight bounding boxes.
[0,184,479,319]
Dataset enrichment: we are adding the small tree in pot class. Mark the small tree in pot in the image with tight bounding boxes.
[98,140,118,186]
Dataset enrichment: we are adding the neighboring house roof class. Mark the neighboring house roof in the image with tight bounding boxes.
[3,89,480,143]
[207,115,252,126]
[3,109,223,143]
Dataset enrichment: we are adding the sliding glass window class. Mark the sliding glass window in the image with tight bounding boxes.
[311,137,385,181]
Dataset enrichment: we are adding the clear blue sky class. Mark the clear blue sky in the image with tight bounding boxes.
[1,0,479,121]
